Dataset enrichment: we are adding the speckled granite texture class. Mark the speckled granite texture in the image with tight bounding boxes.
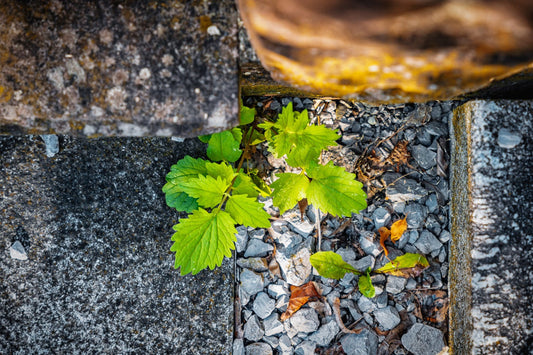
[0,0,239,137]
[0,136,233,353]
[450,100,533,354]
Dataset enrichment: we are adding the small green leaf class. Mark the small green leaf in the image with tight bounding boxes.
[375,253,429,278]
[226,194,271,228]
[306,161,367,217]
[358,269,375,298]
[240,105,256,125]
[232,173,259,198]
[310,251,361,279]
[206,161,237,182]
[198,134,211,143]
[206,131,242,162]
[165,156,208,183]
[171,209,237,275]
[250,172,271,197]
[302,125,340,151]
[286,146,321,169]
[230,127,243,143]
[270,173,310,215]
[162,186,198,212]
[248,130,266,145]
[179,175,229,208]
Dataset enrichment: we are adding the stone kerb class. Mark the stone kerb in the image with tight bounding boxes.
[0,0,239,137]
[0,136,233,353]
[450,100,533,354]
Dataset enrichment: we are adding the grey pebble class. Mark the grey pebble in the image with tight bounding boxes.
[263,313,284,336]
[340,329,378,355]
[425,194,439,214]
[245,342,273,355]
[357,296,376,313]
[405,203,428,229]
[249,228,266,239]
[240,269,264,296]
[375,292,388,308]
[294,340,316,355]
[262,336,279,349]
[9,241,28,261]
[278,334,293,353]
[386,276,407,294]
[270,100,281,111]
[290,308,320,333]
[276,247,312,286]
[351,255,375,273]
[253,292,276,319]
[244,239,274,258]
[497,128,522,149]
[439,230,451,243]
[236,226,248,253]
[233,338,245,355]
[288,215,315,236]
[373,306,401,330]
[372,207,391,229]
[359,234,380,257]
[40,134,59,157]
[267,283,289,299]
[244,315,264,341]
[414,230,442,254]
[237,258,269,272]
[386,178,428,203]
[308,319,339,346]
[401,323,445,355]
[336,247,356,262]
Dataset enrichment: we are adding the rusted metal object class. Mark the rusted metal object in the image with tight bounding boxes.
[238,0,533,102]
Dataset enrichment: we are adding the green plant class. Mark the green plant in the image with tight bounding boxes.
[163,102,428,290]
[310,251,429,298]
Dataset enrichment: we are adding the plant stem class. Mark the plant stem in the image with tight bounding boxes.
[315,205,322,251]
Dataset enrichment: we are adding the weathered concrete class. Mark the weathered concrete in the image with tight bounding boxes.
[0,0,239,137]
[450,100,533,354]
[0,136,233,353]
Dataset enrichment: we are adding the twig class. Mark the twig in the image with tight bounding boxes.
[332,297,363,334]
[315,206,322,251]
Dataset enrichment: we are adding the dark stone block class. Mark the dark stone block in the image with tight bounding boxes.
[0,0,239,136]
[0,136,233,353]
[450,100,533,354]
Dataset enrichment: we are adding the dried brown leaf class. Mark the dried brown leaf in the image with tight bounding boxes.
[297,198,308,221]
[378,227,391,256]
[390,217,408,243]
[280,281,320,321]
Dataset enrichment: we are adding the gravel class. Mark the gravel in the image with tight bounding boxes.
[237,98,453,354]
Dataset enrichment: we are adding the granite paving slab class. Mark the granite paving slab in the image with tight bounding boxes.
[0,136,233,353]
[450,100,533,354]
[0,0,239,137]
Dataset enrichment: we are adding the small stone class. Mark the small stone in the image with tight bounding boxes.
[373,306,401,330]
[262,336,279,349]
[274,231,303,251]
[245,342,273,355]
[497,128,522,149]
[249,229,266,239]
[405,204,428,229]
[401,323,445,355]
[308,319,340,346]
[206,25,221,36]
[268,283,289,299]
[340,329,379,355]
[236,226,248,253]
[290,308,320,333]
[233,338,245,355]
[278,334,293,353]
[393,202,406,214]
[263,313,284,336]
[438,247,447,263]
[237,258,269,272]
[405,278,417,290]
[375,292,388,308]
[270,100,281,112]
[425,194,439,214]
[240,269,264,296]
[430,105,442,121]
[359,234,380,257]
[414,230,442,254]
[293,97,304,110]
[351,255,375,272]
[40,134,59,157]
[284,318,299,338]
[386,276,407,294]
[336,247,356,262]
[276,295,290,312]
[340,272,356,288]
[9,241,28,261]
[244,315,264,341]
[386,178,428,203]
[245,239,274,258]
[294,340,316,355]
[439,230,451,243]
[253,292,276,319]
[288,215,315,236]
[372,207,391,229]
[409,230,419,244]
[275,247,312,286]
[425,215,441,235]
[357,296,376,313]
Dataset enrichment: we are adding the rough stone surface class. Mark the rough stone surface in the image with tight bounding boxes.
[386,178,428,203]
[308,319,339,347]
[245,342,273,355]
[0,136,233,353]
[240,268,264,296]
[450,100,533,354]
[290,308,320,334]
[275,247,312,286]
[373,306,401,331]
[401,323,445,355]
[0,0,239,136]
[253,292,276,319]
[8,240,27,261]
[340,329,378,355]
[244,315,264,342]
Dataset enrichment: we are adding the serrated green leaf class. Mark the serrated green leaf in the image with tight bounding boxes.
[230,127,243,143]
[375,253,429,278]
[226,194,271,228]
[162,185,198,212]
[171,209,237,275]
[306,161,367,217]
[286,146,321,168]
[198,134,211,143]
[179,175,229,208]
[310,251,361,279]
[302,125,340,150]
[233,173,260,198]
[240,105,256,125]
[249,130,266,145]
[206,131,242,162]
[250,173,271,197]
[358,269,375,298]
[166,156,208,183]
[270,173,310,215]
[271,103,310,157]
[206,161,237,182]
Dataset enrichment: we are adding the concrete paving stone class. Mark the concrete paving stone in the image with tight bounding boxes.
[0,137,233,353]
[0,0,239,136]
[450,100,533,354]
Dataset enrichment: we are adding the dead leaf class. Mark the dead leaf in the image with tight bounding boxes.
[333,297,363,334]
[376,253,429,278]
[378,227,391,256]
[280,281,320,321]
[436,137,449,178]
[297,198,308,221]
[383,140,411,172]
[390,216,408,242]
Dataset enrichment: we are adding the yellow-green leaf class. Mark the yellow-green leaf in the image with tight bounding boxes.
[310,251,361,279]
[271,173,310,215]
[226,194,271,228]
[375,253,429,278]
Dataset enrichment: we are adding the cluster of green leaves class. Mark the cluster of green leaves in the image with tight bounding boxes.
[310,251,429,298]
